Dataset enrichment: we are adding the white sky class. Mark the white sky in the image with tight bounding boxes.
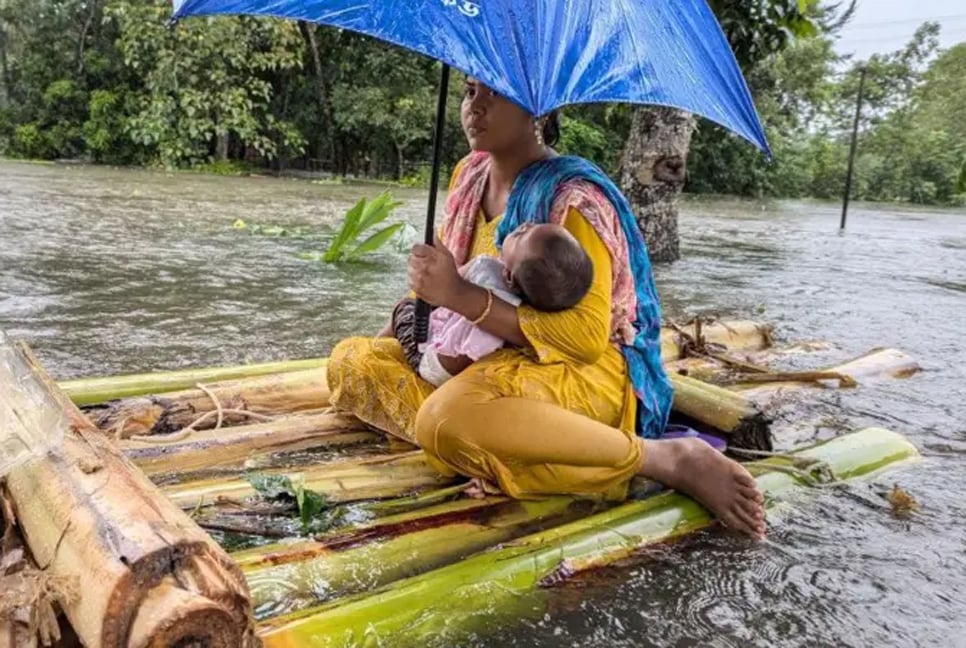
[835,0,966,60]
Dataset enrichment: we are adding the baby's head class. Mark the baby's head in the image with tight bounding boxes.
[501,223,593,312]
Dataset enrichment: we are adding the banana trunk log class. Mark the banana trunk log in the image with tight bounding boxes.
[61,358,329,407]
[65,320,768,409]
[659,319,772,360]
[668,372,772,450]
[0,622,37,648]
[165,451,454,511]
[239,496,594,618]
[89,368,331,438]
[257,428,918,647]
[735,348,920,402]
[1,342,258,648]
[88,320,771,439]
[121,411,378,477]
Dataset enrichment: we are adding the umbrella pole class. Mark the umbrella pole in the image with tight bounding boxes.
[415,64,451,343]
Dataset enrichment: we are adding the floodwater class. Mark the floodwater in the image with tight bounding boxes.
[1,159,964,647]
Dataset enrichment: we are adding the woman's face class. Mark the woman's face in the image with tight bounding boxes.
[461,78,534,154]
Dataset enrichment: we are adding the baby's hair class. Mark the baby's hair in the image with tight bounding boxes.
[513,230,593,312]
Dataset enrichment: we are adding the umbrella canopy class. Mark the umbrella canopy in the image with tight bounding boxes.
[172,0,769,154]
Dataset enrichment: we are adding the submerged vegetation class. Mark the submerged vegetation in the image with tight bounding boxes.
[312,192,406,263]
[232,191,411,263]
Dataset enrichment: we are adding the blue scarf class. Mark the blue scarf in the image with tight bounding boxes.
[496,155,673,438]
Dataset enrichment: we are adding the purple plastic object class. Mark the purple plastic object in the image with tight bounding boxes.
[660,425,727,452]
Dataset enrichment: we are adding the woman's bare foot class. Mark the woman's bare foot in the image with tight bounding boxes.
[639,437,766,538]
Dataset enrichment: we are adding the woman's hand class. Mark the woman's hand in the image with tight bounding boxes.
[408,244,466,308]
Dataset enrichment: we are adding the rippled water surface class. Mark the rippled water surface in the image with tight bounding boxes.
[2,160,964,646]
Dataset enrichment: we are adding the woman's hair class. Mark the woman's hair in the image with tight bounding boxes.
[513,229,592,312]
[541,111,561,148]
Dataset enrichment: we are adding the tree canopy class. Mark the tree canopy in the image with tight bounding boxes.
[0,0,962,205]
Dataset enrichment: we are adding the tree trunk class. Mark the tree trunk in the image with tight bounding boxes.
[619,106,696,263]
[297,21,332,163]
[75,0,100,76]
[215,132,229,162]
[394,141,404,180]
[0,28,11,107]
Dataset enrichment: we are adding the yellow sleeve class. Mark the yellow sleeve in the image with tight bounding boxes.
[448,158,467,191]
[518,207,613,365]
[435,157,469,243]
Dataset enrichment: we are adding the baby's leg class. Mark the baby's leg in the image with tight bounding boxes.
[437,354,474,376]
[391,298,423,370]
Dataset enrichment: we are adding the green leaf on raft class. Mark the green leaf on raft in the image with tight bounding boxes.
[247,473,331,532]
[294,477,329,529]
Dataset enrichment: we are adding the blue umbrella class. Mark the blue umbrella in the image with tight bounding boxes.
[172,0,770,338]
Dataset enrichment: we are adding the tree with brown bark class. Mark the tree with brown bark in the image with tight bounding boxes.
[620,1,854,262]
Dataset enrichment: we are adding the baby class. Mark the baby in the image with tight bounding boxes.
[393,223,593,386]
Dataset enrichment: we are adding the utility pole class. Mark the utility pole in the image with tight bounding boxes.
[841,66,867,230]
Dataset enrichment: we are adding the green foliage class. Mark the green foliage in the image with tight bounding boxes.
[687,20,965,206]
[108,0,306,167]
[12,124,50,159]
[708,0,825,69]
[82,89,141,164]
[0,0,960,206]
[310,191,406,263]
[246,473,329,531]
[558,117,608,165]
[398,164,435,188]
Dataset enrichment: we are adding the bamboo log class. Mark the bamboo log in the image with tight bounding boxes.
[668,372,772,450]
[240,496,589,618]
[62,358,329,407]
[165,451,454,511]
[121,411,378,477]
[0,340,258,648]
[89,368,331,438]
[257,428,918,647]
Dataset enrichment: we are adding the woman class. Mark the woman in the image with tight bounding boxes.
[328,78,765,537]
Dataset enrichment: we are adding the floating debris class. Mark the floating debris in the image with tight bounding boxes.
[886,483,920,518]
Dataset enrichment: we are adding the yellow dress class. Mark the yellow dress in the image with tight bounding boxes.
[327,207,642,500]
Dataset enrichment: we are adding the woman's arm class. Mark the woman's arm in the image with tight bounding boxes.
[512,209,613,364]
[447,285,528,346]
[410,207,613,363]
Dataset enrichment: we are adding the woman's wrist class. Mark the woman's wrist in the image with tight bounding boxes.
[448,279,488,320]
